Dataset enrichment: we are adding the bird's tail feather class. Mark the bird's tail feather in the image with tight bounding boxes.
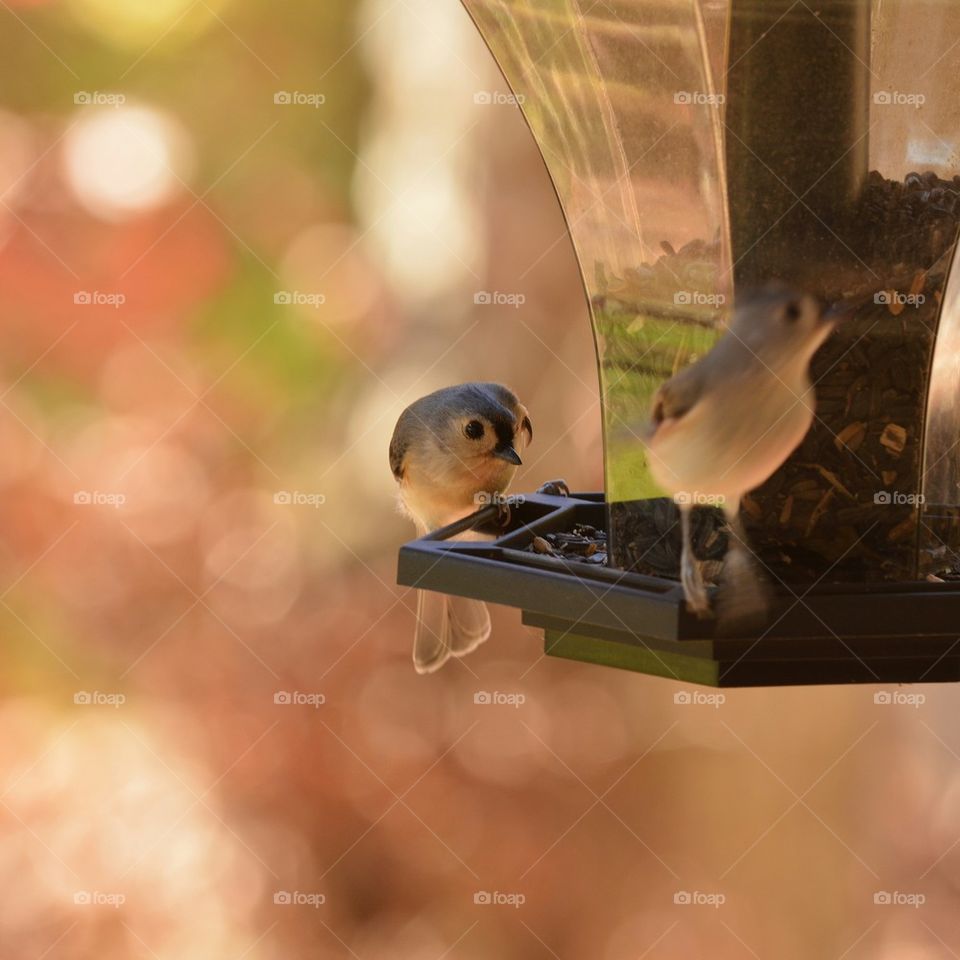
[447,595,491,657]
[413,591,491,674]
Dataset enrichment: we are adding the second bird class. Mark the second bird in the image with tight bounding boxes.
[643,287,840,622]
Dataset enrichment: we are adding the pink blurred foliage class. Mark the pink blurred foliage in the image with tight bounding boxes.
[0,200,231,376]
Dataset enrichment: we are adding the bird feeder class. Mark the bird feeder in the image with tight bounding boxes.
[397,0,960,686]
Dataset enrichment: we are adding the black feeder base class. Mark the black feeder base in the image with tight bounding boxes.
[395,492,960,687]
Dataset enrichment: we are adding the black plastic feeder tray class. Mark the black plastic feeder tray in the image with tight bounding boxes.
[396,492,960,688]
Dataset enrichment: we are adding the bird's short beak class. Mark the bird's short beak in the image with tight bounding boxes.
[494,445,522,466]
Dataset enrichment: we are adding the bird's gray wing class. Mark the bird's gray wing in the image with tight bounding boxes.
[389,412,410,480]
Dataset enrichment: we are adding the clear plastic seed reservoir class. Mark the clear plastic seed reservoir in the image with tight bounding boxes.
[461,0,960,584]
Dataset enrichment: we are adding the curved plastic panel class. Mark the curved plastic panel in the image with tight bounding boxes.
[922,246,960,569]
[464,0,960,584]
[461,0,732,505]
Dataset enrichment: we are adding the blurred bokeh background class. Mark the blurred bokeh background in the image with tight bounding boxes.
[1,1,960,957]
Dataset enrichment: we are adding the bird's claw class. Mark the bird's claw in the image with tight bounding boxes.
[496,500,512,528]
[536,479,570,497]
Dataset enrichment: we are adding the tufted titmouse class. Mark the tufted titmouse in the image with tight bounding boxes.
[642,287,839,621]
[390,382,532,673]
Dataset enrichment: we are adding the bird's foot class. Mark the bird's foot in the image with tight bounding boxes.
[474,490,512,526]
[536,479,570,497]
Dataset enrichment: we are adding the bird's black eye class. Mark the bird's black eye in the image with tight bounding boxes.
[784,301,801,323]
[464,420,484,440]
